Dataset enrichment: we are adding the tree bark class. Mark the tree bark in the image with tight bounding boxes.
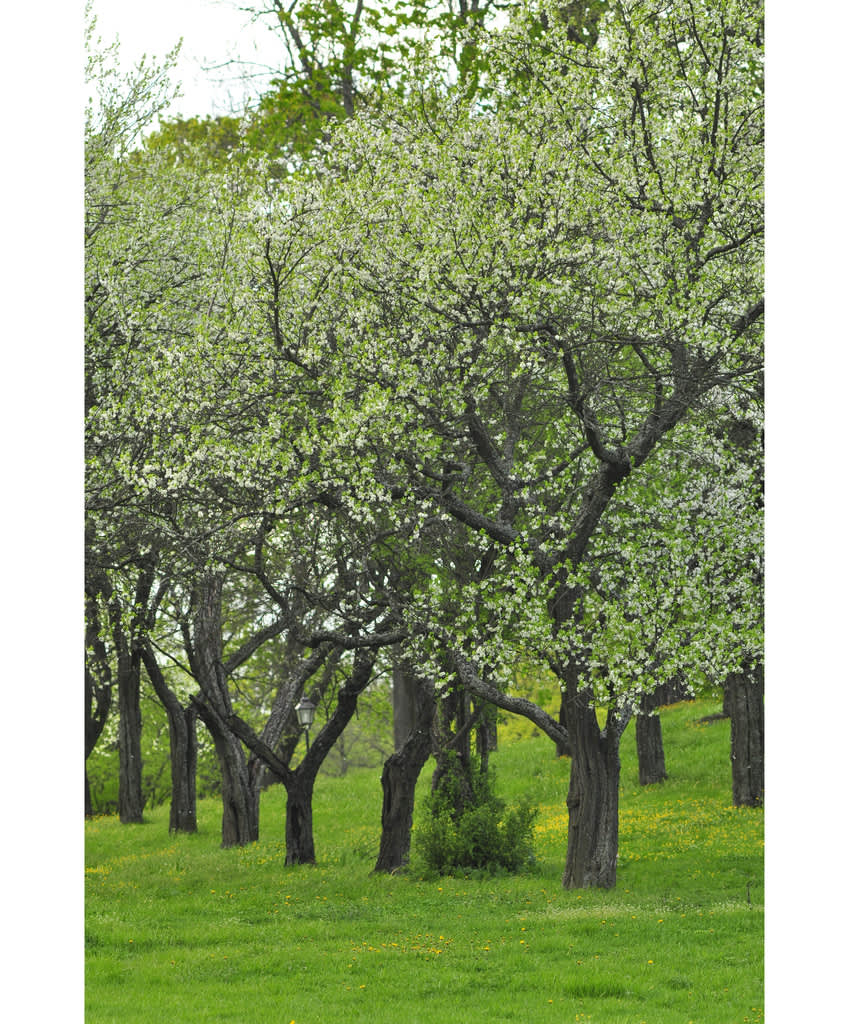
[555,692,573,757]
[189,576,259,846]
[430,684,478,815]
[635,710,667,785]
[227,646,378,864]
[635,685,670,786]
[560,662,628,890]
[562,709,622,889]
[284,772,316,865]
[374,679,435,873]
[116,643,145,824]
[392,659,418,750]
[284,648,378,864]
[168,705,198,834]
[196,696,260,846]
[139,642,198,833]
[85,770,93,819]
[451,646,623,887]
[725,661,764,807]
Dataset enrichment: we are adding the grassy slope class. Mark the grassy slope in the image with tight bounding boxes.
[85,699,763,1024]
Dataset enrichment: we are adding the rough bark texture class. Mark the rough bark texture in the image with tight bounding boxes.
[190,576,259,846]
[559,661,629,890]
[374,679,436,873]
[392,660,418,750]
[635,711,667,786]
[283,649,378,864]
[85,657,112,819]
[635,683,680,785]
[167,706,198,834]
[116,646,145,824]
[207,703,260,846]
[555,693,573,758]
[726,662,764,807]
[562,700,622,890]
[85,594,113,761]
[284,773,317,865]
[140,642,198,833]
[474,698,498,770]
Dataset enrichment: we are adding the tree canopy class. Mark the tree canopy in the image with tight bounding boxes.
[85,0,763,886]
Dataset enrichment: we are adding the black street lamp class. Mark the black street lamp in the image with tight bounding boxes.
[295,697,316,752]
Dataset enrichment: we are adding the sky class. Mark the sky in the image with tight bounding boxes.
[90,0,286,118]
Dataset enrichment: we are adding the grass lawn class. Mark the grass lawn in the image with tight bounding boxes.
[85,699,763,1023]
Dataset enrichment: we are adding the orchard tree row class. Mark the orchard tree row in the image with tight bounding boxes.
[85,0,763,889]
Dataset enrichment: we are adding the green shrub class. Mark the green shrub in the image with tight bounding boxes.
[414,762,538,876]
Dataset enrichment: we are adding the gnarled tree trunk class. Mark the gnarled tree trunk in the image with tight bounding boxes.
[559,661,629,890]
[190,575,259,847]
[374,678,435,873]
[725,661,764,807]
[283,649,378,864]
[140,642,198,834]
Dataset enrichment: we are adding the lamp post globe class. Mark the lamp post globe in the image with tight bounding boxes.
[295,697,316,729]
[295,697,316,750]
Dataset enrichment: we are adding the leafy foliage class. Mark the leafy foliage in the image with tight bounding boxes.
[414,761,538,875]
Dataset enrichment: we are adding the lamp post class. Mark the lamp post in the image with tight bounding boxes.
[295,697,316,752]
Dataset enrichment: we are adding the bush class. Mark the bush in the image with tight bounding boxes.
[413,763,538,877]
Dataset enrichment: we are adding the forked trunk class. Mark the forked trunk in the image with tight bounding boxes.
[726,662,764,807]
[374,681,435,873]
[191,576,259,846]
[140,643,198,833]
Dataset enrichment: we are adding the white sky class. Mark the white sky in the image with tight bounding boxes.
[90,0,287,117]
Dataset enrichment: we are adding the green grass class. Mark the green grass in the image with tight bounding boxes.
[85,699,763,1023]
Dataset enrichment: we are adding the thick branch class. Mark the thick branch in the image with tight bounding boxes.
[451,649,569,748]
[222,615,289,676]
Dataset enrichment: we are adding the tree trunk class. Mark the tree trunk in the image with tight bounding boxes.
[392,659,418,750]
[555,692,573,757]
[284,772,316,865]
[140,641,198,833]
[167,706,198,834]
[189,575,260,846]
[560,665,625,890]
[195,697,260,847]
[474,698,497,774]
[725,661,764,807]
[117,647,145,824]
[635,687,668,786]
[430,685,477,815]
[635,711,667,785]
[85,598,113,819]
[374,680,435,873]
